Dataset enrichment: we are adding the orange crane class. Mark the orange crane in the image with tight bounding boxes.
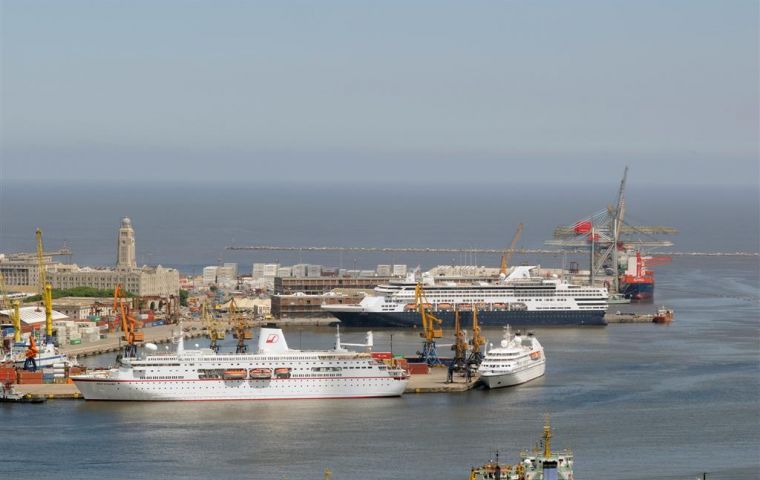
[24,335,39,371]
[114,283,143,359]
[415,283,443,365]
[500,223,524,276]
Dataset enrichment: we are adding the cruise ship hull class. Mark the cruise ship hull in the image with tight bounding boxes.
[327,310,607,328]
[480,361,545,389]
[73,377,408,401]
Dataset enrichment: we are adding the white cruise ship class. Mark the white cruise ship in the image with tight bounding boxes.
[478,327,545,388]
[323,266,608,327]
[72,328,408,401]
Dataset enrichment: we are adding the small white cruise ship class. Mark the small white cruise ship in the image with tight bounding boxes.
[323,266,608,327]
[72,327,409,401]
[478,327,545,388]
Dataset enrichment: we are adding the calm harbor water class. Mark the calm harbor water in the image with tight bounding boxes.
[1,256,758,479]
[0,182,758,479]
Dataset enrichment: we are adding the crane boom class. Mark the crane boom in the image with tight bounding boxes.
[35,229,54,341]
[500,223,524,275]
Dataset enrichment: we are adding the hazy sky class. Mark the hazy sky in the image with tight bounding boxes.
[1,0,758,185]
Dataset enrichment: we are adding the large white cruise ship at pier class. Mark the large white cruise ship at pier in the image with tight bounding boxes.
[323,266,609,327]
[72,328,408,401]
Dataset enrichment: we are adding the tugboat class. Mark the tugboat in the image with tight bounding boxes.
[652,307,674,324]
[468,418,574,480]
[0,382,47,404]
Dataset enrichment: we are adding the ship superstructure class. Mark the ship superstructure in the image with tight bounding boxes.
[72,327,408,401]
[323,266,608,327]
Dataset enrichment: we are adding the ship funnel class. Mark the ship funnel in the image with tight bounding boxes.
[258,328,289,354]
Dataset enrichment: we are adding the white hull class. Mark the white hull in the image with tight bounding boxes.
[73,376,407,401]
[480,361,545,389]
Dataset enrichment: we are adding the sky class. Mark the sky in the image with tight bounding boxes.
[1,0,758,185]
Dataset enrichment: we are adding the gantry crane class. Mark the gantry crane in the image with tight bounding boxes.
[35,229,54,344]
[415,283,443,366]
[546,167,677,292]
[229,298,252,354]
[500,223,524,276]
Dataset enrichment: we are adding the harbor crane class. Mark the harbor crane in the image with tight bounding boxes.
[546,167,676,292]
[114,283,143,359]
[466,306,486,372]
[415,283,443,366]
[229,298,253,354]
[447,308,469,383]
[35,229,54,344]
[0,272,21,344]
[500,223,524,276]
[201,300,223,353]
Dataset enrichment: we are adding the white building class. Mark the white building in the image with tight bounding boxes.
[392,264,408,277]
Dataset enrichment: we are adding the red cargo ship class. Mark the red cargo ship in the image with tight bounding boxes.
[619,252,654,302]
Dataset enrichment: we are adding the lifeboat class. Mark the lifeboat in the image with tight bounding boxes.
[530,351,541,360]
[223,369,248,380]
[404,303,417,311]
[274,368,291,379]
[458,303,472,311]
[437,303,453,311]
[493,303,507,310]
[249,368,272,380]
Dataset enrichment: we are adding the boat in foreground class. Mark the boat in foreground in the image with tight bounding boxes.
[468,419,573,480]
[72,327,409,401]
[478,327,545,389]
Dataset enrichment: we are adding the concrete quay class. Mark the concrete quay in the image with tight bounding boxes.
[605,313,655,323]
[61,321,206,358]
[404,367,477,393]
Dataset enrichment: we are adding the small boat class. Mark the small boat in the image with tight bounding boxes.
[478,327,545,389]
[468,418,573,480]
[274,367,291,379]
[222,369,247,380]
[607,293,631,304]
[1,383,47,404]
[249,368,272,380]
[652,307,674,323]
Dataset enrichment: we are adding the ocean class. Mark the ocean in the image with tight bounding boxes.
[0,180,758,479]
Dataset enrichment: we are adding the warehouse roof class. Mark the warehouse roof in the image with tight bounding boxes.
[0,306,69,325]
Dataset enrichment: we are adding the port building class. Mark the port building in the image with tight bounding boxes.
[47,218,180,296]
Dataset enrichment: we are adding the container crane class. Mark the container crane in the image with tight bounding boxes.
[35,229,54,344]
[500,223,524,276]
[415,283,443,366]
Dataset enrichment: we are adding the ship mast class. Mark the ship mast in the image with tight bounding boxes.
[543,415,552,458]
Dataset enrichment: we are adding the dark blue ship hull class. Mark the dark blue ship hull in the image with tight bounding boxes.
[621,282,654,302]
[327,310,607,328]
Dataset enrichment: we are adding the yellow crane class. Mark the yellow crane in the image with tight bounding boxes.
[467,305,486,367]
[230,298,253,353]
[415,283,443,365]
[201,300,224,353]
[0,272,20,343]
[500,223,524,276]
[35,228,54,343]
[447,307,469,382]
